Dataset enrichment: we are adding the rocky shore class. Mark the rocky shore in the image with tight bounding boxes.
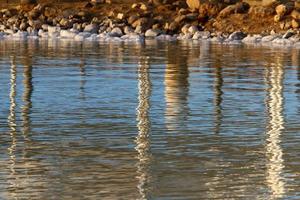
[1,0,300,46]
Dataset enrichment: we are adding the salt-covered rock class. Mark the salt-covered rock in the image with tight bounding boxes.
[188,25,198,35]
[48,26,61,34]
[83,24,98,33]
[124,26,134,34]
[272,38,293,45]
[145,29,160,37]
[228,31,247,41]
[261,35,279,42]
[242,35,262,43]
[60,30,78,39]
[282,30,294,39]
[109,27,123,37]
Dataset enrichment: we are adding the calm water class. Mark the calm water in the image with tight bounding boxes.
[0,39,300,199]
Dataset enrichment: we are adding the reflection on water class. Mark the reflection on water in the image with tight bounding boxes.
[164,50,189,131]
[0,40,299,199]
[7,57,17,200]
[136,57,152,200]
[265,59,286,198]
[213,62,223,135]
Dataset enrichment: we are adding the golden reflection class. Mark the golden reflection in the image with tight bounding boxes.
[7,56,17,199]
[164,58,189,131]
[135,57,152,200]
[265,59,286,198]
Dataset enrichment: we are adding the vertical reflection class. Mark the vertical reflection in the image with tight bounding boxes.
[135,57,152,200]
[7,57,17,198]
[164,55,189,131]
[265,60,286,198]
[22,57,33,140]
[79,58,86,100]
[213,62,223,134]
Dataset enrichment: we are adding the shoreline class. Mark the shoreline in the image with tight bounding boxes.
[1,27,300,49]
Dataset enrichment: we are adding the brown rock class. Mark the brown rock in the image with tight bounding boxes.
[199,2,224,18]
[186,0,201,10]
[295,0,300,11]
[276,3,294,17]
[218,5,236,18]
[20,0,37,4]
[291,10,300,20]
[274,14,282,22]
[292,19,300,28]
[248,6,275,18]
[235,2,250,14]
[262,0,280,7]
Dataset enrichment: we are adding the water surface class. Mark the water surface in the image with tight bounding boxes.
[0,39,300,199]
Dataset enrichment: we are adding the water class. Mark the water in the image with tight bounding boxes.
[0,39,300,199]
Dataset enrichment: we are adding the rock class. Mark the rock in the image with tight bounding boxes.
[291,10,300,20]
[44,7,57,18]
[282,30,294,38]
[261,35,278,42]
[181,24,190,34]
[174,15,186,23]
[241,35,262,43]
[20,0,37,4]
[134,25,143,34]
[235,2,250,14]
[59,18,72,28]
[132,17,151,29]
[42,24,48,31]
[19,22,28,31]
[84,24,98,33]
[186,13,198,20]
[280,21,291,30]
[248,6,274,18]
[188,25,198,34]
[124,26,134,34]
[48,26,61,34]
[292,19,300,28]
[199,2,224,18]
[167,22,179,32]
[192,31,210,39]
[145,29,160,37]
[262,0,280,7]
[186,0,201,10]
[110,27,123,37]
[128,15,139,25]
[276,4,294,17]
[117,13,125,20]
[295,0,300,11]
[131,3,139,9]
[140,3,148,11]
[274,14,282,22]
[218,5,236,18]
[28,19,42,29]
[276,4,287,16]
[228,31,247,41]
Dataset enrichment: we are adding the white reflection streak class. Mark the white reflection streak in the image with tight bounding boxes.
[265,62,285,198]
[136,57,151,200]
[8,57,17,198]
